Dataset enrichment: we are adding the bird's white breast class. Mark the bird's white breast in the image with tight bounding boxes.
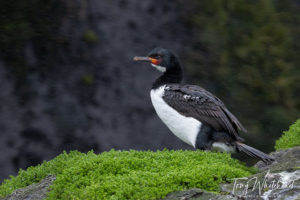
[150,85,201,147]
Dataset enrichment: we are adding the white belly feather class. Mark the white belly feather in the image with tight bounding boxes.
[150,85,202,147]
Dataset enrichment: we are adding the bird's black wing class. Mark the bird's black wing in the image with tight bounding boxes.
[163,84,246,140]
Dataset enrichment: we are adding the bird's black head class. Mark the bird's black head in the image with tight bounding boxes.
[134,47,181,73]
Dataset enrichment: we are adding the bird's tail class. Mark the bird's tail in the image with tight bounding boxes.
[235,142,274,163]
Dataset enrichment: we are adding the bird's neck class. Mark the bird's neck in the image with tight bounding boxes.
[152,67,183,89]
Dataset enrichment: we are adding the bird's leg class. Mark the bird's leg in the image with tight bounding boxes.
[195,125,213,150]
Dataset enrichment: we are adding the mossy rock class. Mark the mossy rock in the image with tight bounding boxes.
[82,30,98,44]
[1,175,56,200]
[80,74,95,86]
[275,119,300,151]
[0,150,254,200]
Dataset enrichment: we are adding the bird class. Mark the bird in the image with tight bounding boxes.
[133,47,274,163]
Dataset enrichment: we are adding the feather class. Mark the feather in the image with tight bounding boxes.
[163,84,246,141]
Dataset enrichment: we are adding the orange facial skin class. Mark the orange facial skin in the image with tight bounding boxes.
[150,58,160,65]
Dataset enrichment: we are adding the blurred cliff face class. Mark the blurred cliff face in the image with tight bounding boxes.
[0,0,192,181]
[0,0,299,181]
[181,0,300,151]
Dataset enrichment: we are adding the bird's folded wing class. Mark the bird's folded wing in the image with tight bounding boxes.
[163,84,246,140]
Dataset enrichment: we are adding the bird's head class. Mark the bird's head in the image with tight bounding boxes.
[134,47,180,73]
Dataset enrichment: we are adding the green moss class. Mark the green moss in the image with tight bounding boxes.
[81,74,95,86]
[0,150,255,200]
[275,119,300,150]
[82,30,98,44]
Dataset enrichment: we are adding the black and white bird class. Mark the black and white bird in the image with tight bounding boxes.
[134,47,274,163]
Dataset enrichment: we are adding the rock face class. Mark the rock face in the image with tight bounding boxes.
[163,188,236,200]
[0,175,55,200]
[0,0,192,181]
[2,147,300,200]
[254,146,300,172]
[165,147,300,200]
[221,146,300,200]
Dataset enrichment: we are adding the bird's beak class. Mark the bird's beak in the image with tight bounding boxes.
[133,56,160,65]
[133,56,152,62]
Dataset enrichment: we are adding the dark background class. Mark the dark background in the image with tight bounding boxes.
[0,0,299,182]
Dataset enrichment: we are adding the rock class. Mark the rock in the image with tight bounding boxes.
[0,0,192,181]
[3,147,300,200]
[163,188,236,200]
[254,146,300,172]
[221,170,300,200]
[165,147,300,200]
[1,175,55,200]
[221,147,300,200]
